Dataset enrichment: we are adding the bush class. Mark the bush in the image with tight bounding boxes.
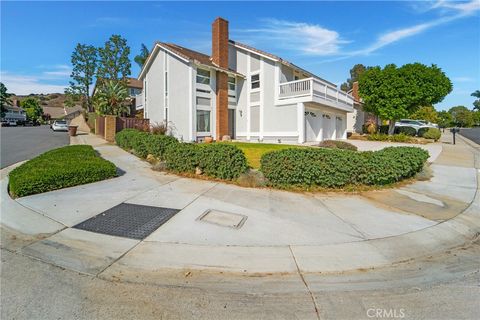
[394,126,417,136]
[378,125,390,134]
[367,133,389,141]
[417,127,429,137]
[197,144,248,179]
[420,128,441,141]
[260,146,429,188]
[87,112,97,129]
[389,133,413,143]
[116,129,178,160]
[318,140,358,151]
[9,145,117,197]
[164,143,199,174]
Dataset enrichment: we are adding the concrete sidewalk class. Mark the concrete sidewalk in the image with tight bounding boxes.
[1,131,478,280]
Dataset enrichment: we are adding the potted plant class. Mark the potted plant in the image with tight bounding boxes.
[68,125,78,136]
[204,136,213,143]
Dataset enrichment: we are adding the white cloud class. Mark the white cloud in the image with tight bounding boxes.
[42,65,71,78]
[235,19,348,56]
[430,0,480,13]
[452,76,475,82]
[1,72,67,95]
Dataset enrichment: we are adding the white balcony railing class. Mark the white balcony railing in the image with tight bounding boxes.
[278,78,354,109]
[135,93,143,110]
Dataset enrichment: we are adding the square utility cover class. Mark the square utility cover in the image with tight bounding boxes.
[198,210,247,229]
[74,203,179,240]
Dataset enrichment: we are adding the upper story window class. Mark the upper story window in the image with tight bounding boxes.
[251,73,260,90]
[228,76,236,91]
[196,68,210,85]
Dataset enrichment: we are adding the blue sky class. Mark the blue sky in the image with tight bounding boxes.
[1,0,479,111]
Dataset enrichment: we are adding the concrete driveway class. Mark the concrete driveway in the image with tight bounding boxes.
[0,125,69,168]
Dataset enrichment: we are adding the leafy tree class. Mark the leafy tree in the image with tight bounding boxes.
[449,106,474,127]
[359,63,452,134]
[93,80,130,116]
[21,97,43,122]
[340,64,368,92]
[1,82,13,117]
[471,90,480,111]
[97,34,131,82]
[410,105,439,123]
[437,110,453,128]
[69,44,97,112]
[64,87,82,108]
[134,43,149,68]
[472,111,480,126]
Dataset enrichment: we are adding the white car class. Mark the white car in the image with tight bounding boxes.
[396,119,436,132]
[51,120,68,131]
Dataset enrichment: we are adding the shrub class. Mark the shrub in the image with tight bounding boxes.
[417,127,429,137]
[145,134,178,160]
[395,126,417,136]
[318,140,358,151]
[260,146,429,188]
[367,133,389,141]
[378,125,390,134]
[9,145,117,197]
[362,123,377,134]
[389,133,413,143]
[421,128,441,141]
[164,143,199,174]
[115,129,139,150]
[197,144,248,179]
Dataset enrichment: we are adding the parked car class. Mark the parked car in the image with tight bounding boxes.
[396,119,435,132]
[416,120,439,128]
[8,120,17,126]
[51,120,68,131]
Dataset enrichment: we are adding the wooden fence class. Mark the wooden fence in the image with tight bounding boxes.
[116,117,150,132]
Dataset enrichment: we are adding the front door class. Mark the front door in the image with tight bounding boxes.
[228,109,235,139]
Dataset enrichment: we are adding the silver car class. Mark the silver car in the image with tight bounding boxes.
[51,120,68,131]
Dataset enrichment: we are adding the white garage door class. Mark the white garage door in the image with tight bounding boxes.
[322,113,334,140]
[336,115,345,139]
[305,110,321,142]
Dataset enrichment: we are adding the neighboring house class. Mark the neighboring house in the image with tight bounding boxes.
[92,77,143,115]
[43,106,83,120]
[137,17,354,143]
[1,104,27,124]
[346,82,379,134]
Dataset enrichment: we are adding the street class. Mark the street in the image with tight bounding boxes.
[459,127,480,145]
[0,125,69,168]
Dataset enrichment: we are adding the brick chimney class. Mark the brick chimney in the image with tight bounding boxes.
[212,17,229,140]
[352,81,360,103]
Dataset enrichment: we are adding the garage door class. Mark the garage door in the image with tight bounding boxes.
[322,113,334,140]
[305,110,321,142]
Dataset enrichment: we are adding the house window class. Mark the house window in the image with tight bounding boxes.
[251,74,260,90]
[196,68,210,85]
[196,110,211,132]
[228,76,236,91]
[196,97,211,106]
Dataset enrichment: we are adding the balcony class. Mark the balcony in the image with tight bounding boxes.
[135,93,143,110]
[278,78,354,112]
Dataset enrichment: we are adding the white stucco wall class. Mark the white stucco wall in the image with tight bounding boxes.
[168,54,191,141]
[144,49,165,123]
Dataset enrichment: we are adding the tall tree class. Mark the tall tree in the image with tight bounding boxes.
[359,63,452,134]
[437,110,453,128]
[134,43,149,68]
[21,97,43,123]
[471,90,480,111]
[340,64,368,92]
[70,44,97,112]
[410,105,439,123]
[64,87,81,108]
[1,82,13,117]
[449,106,474,127]
[97,34,131,82]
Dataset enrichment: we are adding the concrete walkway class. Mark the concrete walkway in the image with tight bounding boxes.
[1,131,478,281]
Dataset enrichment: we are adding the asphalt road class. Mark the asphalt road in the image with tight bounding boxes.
[0,125,69,169]
[459,127,480,145]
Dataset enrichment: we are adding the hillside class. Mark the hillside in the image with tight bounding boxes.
[12,93,68,109]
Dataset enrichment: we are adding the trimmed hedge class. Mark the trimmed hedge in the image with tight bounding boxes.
[197,144,249,180]
[418,127,441,141]
[260,146,429,188]
[9,145,117,197]
[115,129,178,160]
[394,126,417,136]
[318,140,358,151]
[164,143,248,179]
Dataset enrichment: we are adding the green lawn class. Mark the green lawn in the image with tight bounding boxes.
[225,142,302,169]
[9,145,117,197]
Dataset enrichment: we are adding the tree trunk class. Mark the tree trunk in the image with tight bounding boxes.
[388,120,396,135]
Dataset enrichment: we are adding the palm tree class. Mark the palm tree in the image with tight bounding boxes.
[134,44,149,68]
[471,90,480,111]
[94,80,130,116]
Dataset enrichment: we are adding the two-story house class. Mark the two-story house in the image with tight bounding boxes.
[137,17,354,143]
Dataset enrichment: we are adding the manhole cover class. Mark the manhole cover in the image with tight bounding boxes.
[74,203,179,240]
[198,210,247,229]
